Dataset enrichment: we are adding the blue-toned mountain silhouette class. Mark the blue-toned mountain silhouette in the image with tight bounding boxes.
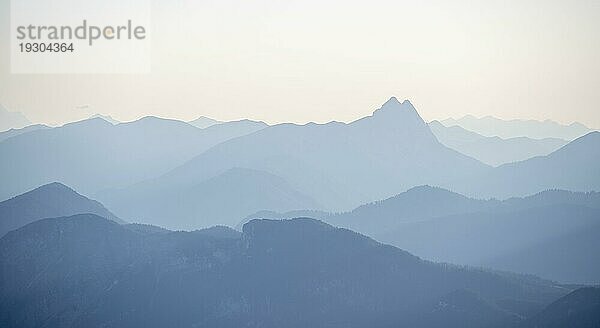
[102,98,490,228]
[441,115,593,140]
[523,287,600,328]
[0,117,267,200]
[0,182,123,236]
[0,124,49,143]
[429,120,567,166]
[453,131,600,199]
[237,209,330,229]
[188,116,223,128]
[326,186,600,283]
[89,114,120,124]
[102,167,321,230]
[0,214,570,328]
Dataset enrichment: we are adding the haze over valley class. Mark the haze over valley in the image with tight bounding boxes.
[1,97,599,327]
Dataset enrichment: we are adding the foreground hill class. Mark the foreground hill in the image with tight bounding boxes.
[102,98,489,227]
[429,121,567,166]
[0,214,569,328]
[0,117,267,200]
[0,182,122,236]
[327,186,600,284]
[524,287,600,328]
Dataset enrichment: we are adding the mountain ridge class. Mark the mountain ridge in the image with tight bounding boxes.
[323,185,600,283]
[102,98,490,229]
[453,131,600,199]
[0,214,570,328]
[0,116,267,200]
[441,115,593,140]
[0,182,123,236]
[429,120,568,166]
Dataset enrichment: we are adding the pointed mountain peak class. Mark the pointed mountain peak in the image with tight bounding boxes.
[401,99,414,107]
[63,117,113,129]
[383,96,401,107]
[8,182,82,203]
[89,114,119,125]
[371,97,424,123]
[348,96,437,142]
[192,115,219,122]
[34,182,74,193]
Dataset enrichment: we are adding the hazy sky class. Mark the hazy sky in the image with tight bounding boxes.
[0,0,599,127]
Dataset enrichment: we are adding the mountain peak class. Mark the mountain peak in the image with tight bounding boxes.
[383,96,401,106]
[0,183,124,236]
[33,182,74,194]
[64,117,113,129]
[372,97,421,120]
[189,116,223,129]
[89,114,119,125]
[356,97,432,138]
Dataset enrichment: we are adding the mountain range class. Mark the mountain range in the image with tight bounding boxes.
[100,98,489,227]
[453,132,600,199]
[3,98,599,231]
[1,96,599,327]
[441,115,593,140]
[0,214,575,328]
[324,186,600,283]
[0,182,123,237]
[100,98,600,228]
[0,116,267,201]
[429,120,567,166]
[102,167,321,230]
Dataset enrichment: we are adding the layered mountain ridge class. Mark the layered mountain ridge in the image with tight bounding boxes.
[0,214,570,328]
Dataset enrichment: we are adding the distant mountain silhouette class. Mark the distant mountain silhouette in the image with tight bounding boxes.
[104,97,489,229]
[441,115,593,140]
[0,104,30,132]
[429,120,567,166]
[523,287,600,328]
[381,204,600,284]
[0,214,570,328]
[327,186,600,283]
[89,114,120,124]
[482,221,600,284]
[102,167,321,229]
[188,116,223,128]
[327,185,497,235]
[0,124,49,143]
[0,182,123,236]
[0,117,267,200]
[453,132,600,199]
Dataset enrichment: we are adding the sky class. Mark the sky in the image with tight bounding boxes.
[0,0,599,127]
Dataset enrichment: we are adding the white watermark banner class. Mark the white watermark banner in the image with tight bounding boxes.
[10,0,151,74]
